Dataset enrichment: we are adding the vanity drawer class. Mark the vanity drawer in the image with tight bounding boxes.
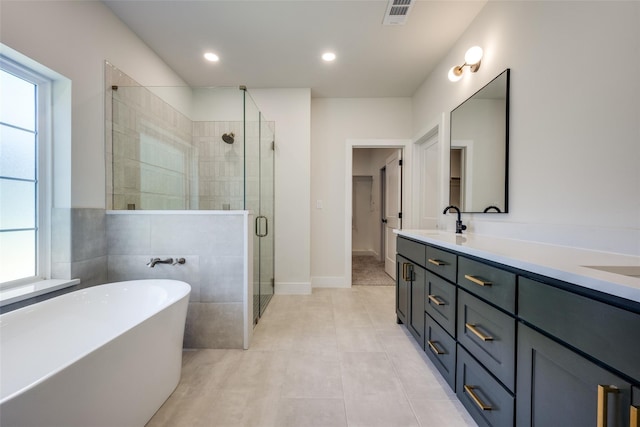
[457,257,516,314]
[425,245,457,282]
[457,344,514,427]
[397,237,426,267]
[425,313,456,391]
[458,289,516,391]
[519,277,640,382]
[425,271,457,337]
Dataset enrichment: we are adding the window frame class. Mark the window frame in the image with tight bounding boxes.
[0,56,52,289]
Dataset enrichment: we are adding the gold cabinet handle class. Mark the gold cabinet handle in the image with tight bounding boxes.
[428,258,445,266]
[427,340,445,355]
[464,274,492,287]
[464,385,492,411]
[465,323,493,341]
[428,294,445,306]
[597,385,620,427]
[402,263,413,281]
[631,405,639,427]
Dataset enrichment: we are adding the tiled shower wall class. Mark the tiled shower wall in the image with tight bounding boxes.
[193,121,245,210]
[106,211,252,349]
[106,63,252,211]
[51,208,107,287]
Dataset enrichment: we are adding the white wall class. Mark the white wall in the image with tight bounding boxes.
[412,1,640,256]
[1,1,188,208]
[311,98,412,285]
[249,89,312,293]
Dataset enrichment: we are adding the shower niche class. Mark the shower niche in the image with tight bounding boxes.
[105,62,275,328]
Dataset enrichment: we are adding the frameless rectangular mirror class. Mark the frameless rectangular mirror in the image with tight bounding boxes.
[450,68,510,213]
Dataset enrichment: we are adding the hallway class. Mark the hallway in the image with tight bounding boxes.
[146,286,475,426]
[352,255,395,286]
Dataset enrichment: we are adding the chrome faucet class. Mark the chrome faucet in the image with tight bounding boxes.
[146,257,174,268]
[443,205,467,234]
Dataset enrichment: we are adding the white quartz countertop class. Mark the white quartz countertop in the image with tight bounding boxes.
[395,229,640,305]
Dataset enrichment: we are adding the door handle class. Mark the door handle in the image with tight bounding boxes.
[255,215,268,237]
[402,263,413,281]
[597,384,620,427]
[382,218,388,223]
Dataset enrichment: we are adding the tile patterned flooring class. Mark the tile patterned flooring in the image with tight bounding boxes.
[146,286,476,427]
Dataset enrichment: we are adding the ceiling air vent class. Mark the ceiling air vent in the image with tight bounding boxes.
[383,0,414,26]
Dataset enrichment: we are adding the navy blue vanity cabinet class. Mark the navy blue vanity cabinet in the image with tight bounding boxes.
[457,289,516,392]
[457,256,516,313]
[408,264,426,346]
[516,324,632,427]
[517,277,640,427]
[426,245,457,283]
[424,312,457,390]
[396,237,427,346]
[425,271,457,337]
[457,344,515,427]
[396,255,410,325]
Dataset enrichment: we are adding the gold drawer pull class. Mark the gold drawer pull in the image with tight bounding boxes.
[464,274,492,287]
[427,340,445,355]
[597,385,620,427]
[428,258,445,266]
[465,323,493,341]
[428,294,445,306]
[464,385,492,411]
[631,405,639,427]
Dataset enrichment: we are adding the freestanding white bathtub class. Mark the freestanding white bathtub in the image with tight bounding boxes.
[0,279,191,427]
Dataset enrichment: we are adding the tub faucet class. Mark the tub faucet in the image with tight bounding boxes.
[147,257,174,268]
[443,205,467,234]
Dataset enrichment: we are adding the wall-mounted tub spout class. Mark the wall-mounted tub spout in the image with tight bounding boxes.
[147,258,173,268]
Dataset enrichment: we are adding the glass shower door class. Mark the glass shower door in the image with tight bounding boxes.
[258,114,275,317]
[244,91,274,324]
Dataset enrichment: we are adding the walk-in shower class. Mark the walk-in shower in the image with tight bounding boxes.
[104,63,274,323]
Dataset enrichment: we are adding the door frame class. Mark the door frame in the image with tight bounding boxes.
[345,139,412,287]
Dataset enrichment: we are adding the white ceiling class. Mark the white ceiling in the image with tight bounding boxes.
[103,0,486,98]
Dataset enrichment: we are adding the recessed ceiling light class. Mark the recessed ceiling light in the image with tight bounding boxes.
[204,52,219,62]
[322,52,336,62]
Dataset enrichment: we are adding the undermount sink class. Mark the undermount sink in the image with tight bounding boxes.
[584,265,640,278]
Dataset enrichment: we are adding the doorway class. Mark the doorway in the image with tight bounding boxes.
[350,146,404,286]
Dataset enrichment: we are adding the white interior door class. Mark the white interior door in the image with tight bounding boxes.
[384,150,402,279]
[418,133,440,228]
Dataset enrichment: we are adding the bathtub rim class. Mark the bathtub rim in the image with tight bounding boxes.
[0,279,191,404]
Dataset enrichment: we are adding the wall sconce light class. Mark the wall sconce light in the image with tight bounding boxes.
[448,46,483,82]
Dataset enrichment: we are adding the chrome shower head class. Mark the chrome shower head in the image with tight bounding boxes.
[222,132,235,144]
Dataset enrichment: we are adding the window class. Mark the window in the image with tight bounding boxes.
[0,58,50,287]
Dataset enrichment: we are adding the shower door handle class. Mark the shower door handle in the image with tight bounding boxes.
[256,215,268,237]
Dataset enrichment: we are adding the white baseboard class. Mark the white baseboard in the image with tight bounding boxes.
[274,282,312,295]
[311,276,351,289]
[351,250,378,257]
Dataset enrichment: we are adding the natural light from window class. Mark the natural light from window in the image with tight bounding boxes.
[0,68,38,284]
